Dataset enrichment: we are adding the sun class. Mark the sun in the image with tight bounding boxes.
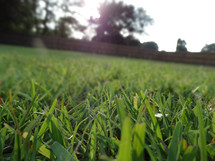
[81,0,104,19]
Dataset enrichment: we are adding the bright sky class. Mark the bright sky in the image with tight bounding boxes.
[81,0,215,52]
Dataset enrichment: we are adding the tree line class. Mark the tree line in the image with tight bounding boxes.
[0,0,214,53]
[176,39,215,53]
[0,0,86,37]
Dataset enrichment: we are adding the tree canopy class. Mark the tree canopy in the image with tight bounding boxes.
[141,41,159,51]
[55,0,85,38]
[201,43,215,53]
[0,0,84,37]
[0,0,36,34]
[176,38,188,52]
[0,0,155,47]
[89,1,153,46]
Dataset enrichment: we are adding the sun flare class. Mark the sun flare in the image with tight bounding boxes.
[82,0,104,18]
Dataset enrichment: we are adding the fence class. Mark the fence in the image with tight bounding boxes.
[0,33,215,66]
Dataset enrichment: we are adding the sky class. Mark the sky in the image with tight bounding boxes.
[80,0,215,52]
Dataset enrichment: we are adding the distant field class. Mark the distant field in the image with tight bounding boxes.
[0,44,215,160]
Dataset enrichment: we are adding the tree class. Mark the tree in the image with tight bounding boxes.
[38,0,58,35]
[0,0,85,37]
[176,39,187,52]
[60,0,84,15]
[201,43,215,53]
[55,16,85,38]
[141,41,159,51]
[124,35,141,46]
[54,0,86,38]
[31,0,41,35]
[0,0,36,34]
[89,1,153,46]
[55,17,72,38]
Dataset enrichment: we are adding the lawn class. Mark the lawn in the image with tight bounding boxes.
[0,44,215,161]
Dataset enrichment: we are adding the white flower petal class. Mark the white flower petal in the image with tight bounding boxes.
[155,113,168,118]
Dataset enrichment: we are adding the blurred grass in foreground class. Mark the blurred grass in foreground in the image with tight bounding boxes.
[0,44,215,161]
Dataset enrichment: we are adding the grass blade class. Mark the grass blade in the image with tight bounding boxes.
[38,99,57,138]
[212,109,215,134]
[133,123,146,161]
[50,141,76,161]
[194,102,208,161]
[117,117,132,161]
[116,98,127,128]
[143,143,157,161]
[145,102,163,140]
[13,131,21,161]
[38,144,51,159]
[31,80,35,99]
[89,121,97,161]
[0,127,7,160]
[181,146,198,161]
[50,116,65,146]
[31,118,42,161]
[167,121,182,161]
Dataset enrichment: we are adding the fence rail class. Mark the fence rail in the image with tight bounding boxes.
[0,33,215,66]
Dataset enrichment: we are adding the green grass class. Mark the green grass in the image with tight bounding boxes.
[0,44,215,161]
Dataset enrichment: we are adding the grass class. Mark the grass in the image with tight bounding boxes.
[0,44,215,161]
